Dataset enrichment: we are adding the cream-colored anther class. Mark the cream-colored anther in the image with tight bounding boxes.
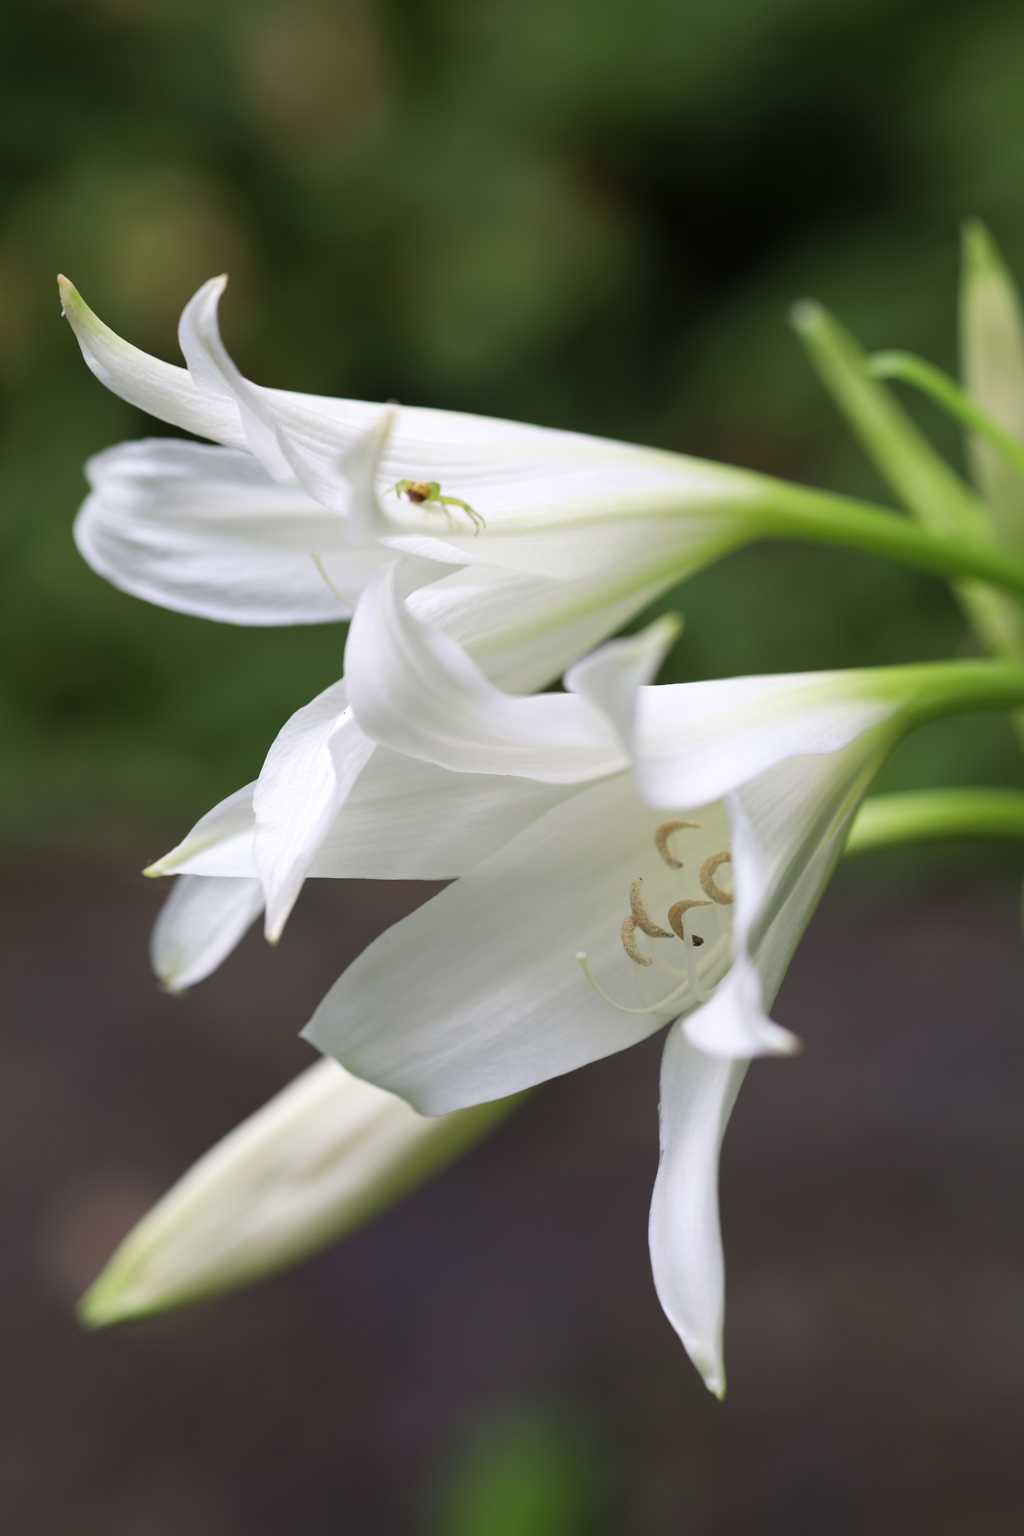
[621,915,653,966]
[653,819,701,869]
[667,897,712,942]
[629,877,672,938]
[700,851,733,904]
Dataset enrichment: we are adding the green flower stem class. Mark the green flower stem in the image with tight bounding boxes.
[737,480,1024,601]
[788,299,1024,669]
[886,658,1024,729]
[867,351,1024,483]
[846,787,1024,855]
[790,300,990,542]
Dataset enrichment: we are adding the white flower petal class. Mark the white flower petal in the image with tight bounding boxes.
[648,1023,747,1397]
[631,671,896,808]
[683,735,888,1060]
[79,1058,513,1326]
[145,781,257,879]
[150,875,264,993]
[338,407,401,545]
[381,506,747,583]
[345,562,626,782]
[682,955,799,1058]
[304,777,732,1113]
[252,680,376,942]
[59,276,247,449]
[76,439,391,624]
[311,748,576,878]
[565,614,682,749]
[178,277,296,483]
[410,560,686,694]
[71,278,764,568]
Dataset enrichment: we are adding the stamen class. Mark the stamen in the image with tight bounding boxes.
[577,953,695,1016]
[620,916,653,966]
[629,877,671,938]
[700,851,734,904]
[310,552,355,609]
[667,897,711,941]
[654,819,701,869]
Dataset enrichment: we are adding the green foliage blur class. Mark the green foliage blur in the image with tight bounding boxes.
[425,1410,606,1536]
[4,0,1024,851]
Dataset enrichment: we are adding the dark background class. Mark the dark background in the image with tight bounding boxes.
[6,860,1024,1534]
[4,0,1024,1528]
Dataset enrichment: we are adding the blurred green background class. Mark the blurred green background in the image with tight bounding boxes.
[5,0,1024,854]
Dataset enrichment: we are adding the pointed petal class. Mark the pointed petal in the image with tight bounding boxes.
[565,614,682,749]
[682,954,799,1057]
[338,408,401,545]
[683,735,888,1060]
[79,1058,515,1326]
[150,875,264,993]
[960,220,1024,555]
[178,277,295,482]
[410,559,690,694]
[252,680,376,942]
[304,777,732,1113]
[58,276,247,448]
[344,562,626,781]
[648,1023,747,1397]
[145,781,257,879]
[76,439,390,624]
[179,279,409,535]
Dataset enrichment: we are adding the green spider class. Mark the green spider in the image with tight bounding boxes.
[388,478,484,534]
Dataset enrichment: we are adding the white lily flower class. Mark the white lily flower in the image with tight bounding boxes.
[67,271,1024,944]
[79,1057,513,1327]
[62,273,763,679]
[145,589,1024,1389]
[64,273,1024,686]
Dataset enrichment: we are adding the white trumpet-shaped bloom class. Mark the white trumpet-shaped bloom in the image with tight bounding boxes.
[142,590,1022,1391]
[63,273,777,694]
[79,1058,513,1327]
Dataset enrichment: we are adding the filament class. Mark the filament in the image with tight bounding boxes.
[310,552,356,609]
[577,952,698,1017]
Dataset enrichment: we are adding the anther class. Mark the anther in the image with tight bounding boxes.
[700,851,734,904]
[629,877,672,938]
[654,820,701,869]
[621,916,653,966]
[667,897,712,942]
